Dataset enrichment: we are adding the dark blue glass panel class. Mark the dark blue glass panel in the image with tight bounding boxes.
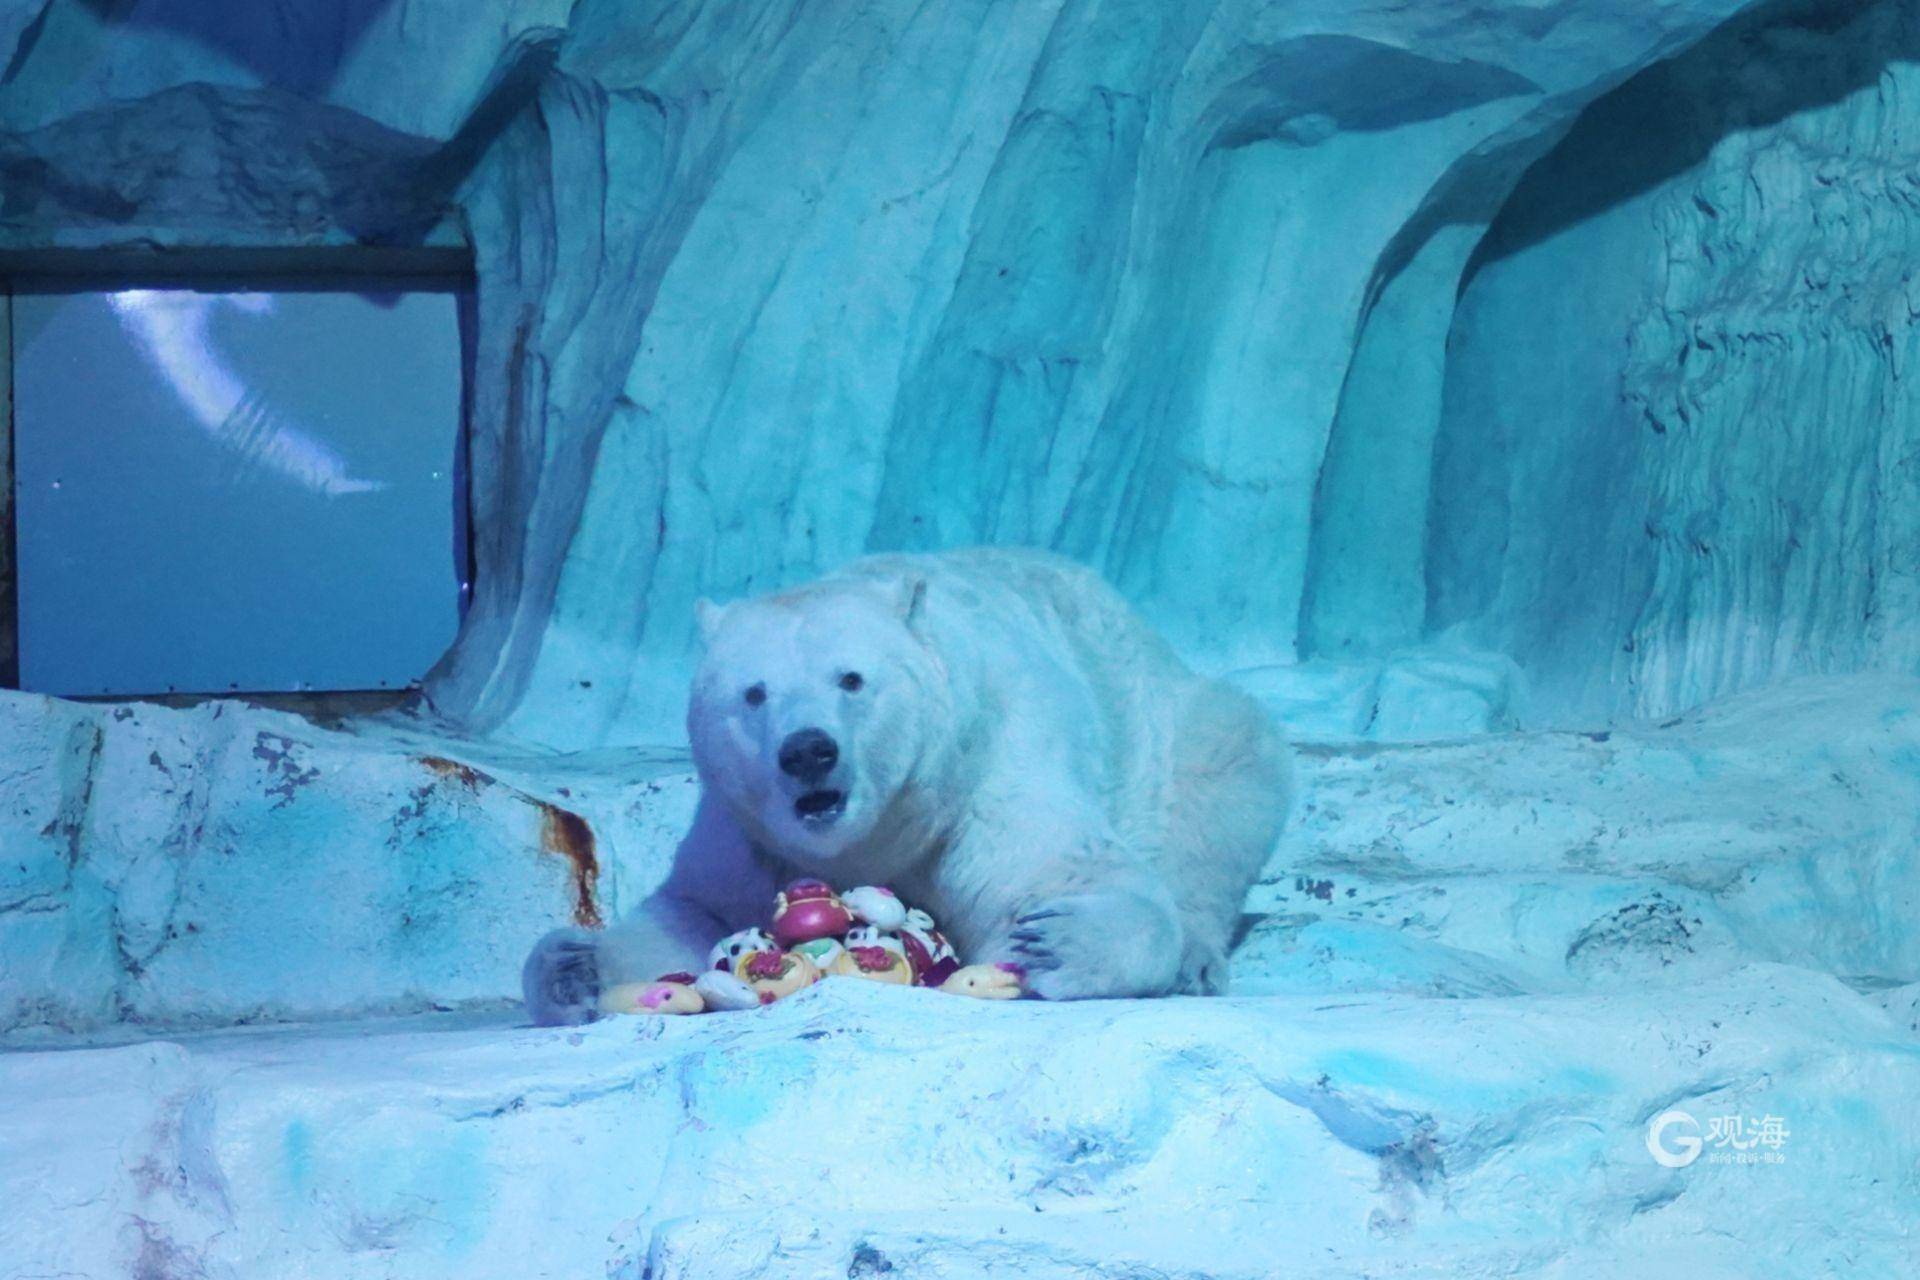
[12,285,465,695]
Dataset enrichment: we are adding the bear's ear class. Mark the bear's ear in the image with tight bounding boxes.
[895,577,928,634]
[694,598,728,644]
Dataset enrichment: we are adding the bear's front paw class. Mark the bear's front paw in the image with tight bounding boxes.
[1006,891,1181,1001]
[522,927,604,1026]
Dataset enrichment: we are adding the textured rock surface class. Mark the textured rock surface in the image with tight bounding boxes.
[4,968,1916,1279]
[0,0,1814,746]
[0,690,697,1034]
[1426,0,1920,725]
[8,676,1916,1036]
[1237,675,1920,998]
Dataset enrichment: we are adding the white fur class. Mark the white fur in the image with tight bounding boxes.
[521,548,1292,1022]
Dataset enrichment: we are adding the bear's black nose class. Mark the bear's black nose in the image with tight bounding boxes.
[778,728,839,782]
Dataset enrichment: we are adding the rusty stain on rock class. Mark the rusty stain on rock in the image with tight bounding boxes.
[408,755,601,926]
[419,755,495,791]
[538,804,603,928]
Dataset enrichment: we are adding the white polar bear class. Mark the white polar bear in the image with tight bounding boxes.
[522,547,1292,1023]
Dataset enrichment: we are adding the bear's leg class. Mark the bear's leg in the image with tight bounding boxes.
[931,786,1188,999]
[521,796,775,1026]
[1173,932,1231,995]
[1155,679,1295,997]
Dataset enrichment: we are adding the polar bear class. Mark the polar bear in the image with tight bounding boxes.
[522,547,1292,1023]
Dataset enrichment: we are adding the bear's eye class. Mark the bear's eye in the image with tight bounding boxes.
[839,671,864,693]
[743,683,767,707]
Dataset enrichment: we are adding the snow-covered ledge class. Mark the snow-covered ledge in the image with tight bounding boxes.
[4,967,1915,1278]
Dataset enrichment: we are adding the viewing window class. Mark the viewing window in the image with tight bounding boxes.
[2,270,471,696]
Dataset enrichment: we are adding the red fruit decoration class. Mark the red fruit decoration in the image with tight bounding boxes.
[771,878,856,947]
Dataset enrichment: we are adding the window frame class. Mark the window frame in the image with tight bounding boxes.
[0,247,477,701]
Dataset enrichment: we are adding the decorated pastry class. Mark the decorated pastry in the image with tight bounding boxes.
[709,927,777,973]
[843,921,909,960]
[791,935,848,974]
[600,974,705,1015]
[842,884,908,931]
[771,879,857,947]
[939,962,1025,1000]
[739,948,821,1003]
[830,942,915,985]
[693,968,760,1011]
[898,907,962,988]
[595,882,1017,1016]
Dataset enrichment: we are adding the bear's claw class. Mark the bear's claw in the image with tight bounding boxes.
[1005,889,1185,1000]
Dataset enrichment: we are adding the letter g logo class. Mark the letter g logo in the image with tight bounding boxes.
[1647,1109,1703,1168]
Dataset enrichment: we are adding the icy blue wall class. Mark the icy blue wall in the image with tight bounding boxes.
[435,0,1768,745]
[1426,0,1920,725]
[3,0,1907,744]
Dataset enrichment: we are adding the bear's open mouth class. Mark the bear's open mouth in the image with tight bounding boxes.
[794,789,846,824]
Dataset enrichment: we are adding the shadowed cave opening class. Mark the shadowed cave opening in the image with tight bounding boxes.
[1303,0,1919,733]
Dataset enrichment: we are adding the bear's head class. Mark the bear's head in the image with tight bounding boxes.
[688,575,951,874]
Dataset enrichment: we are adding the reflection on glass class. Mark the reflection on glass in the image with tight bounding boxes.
[13,284,466,696]
[107,289,387,497]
